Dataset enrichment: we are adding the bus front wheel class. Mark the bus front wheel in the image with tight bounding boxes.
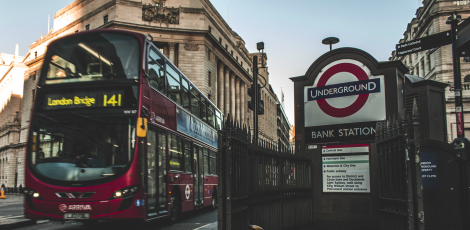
[211,190,218,210]
[170,196,180,223]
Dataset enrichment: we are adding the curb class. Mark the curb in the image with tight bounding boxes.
[0,219,36,230]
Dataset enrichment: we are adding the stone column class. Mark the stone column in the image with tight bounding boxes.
[230,73,235,118]
[169,42,175,63]
[235,78,240,123]
[241,81,245,124]
[218,62,224,113]
[224,68,230,116]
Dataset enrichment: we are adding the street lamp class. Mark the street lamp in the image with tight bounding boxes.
[322,37,340,51]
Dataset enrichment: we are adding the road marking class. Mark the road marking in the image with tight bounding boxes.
[37,220,49,224]
[193,222,217,230]
[0,215,24,219]
[194,223,211,230]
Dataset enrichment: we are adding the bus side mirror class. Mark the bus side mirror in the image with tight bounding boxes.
[137,118,147,137]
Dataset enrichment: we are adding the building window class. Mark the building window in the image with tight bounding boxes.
[415,64,419,77]
[456,1,467,5]
[75,30,79,33]
[85,24,90,31]
[208,71,212,86]
[247,68,249,72]
[34,51,37,58]
[421,59,425,75]
[427,55,431,72]
[219,37,222,43]
[236,56,238,61]
[32,89,35,102]
[241,61,243,67]
[208,50,211,60]
[225,44,228,50]
[231,50,233,56]
[104,15,108,24]
[32,71,36,81]
[209,26,212,32]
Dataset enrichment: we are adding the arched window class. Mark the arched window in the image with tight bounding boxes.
[464,75,470,82]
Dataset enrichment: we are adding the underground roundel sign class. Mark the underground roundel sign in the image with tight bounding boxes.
[304,59,385,127]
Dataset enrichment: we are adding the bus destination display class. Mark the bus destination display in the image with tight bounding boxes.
[43,90,125,110]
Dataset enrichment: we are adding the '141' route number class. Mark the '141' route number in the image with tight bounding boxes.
[103,94,121,107]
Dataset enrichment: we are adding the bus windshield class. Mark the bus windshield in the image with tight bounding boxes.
[41,32,140,84]
[29,115,136,184]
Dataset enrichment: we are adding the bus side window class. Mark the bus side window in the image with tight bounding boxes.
[190,88,201,119]
[166,66,181,106]
[148,49,165,93]
[203,148,209,175]
[184,140,191,173]
[200,98,208,123]
[210,150,216,175]
[168,133,183,171]
[207,105,215,128]
[215,111,222,130]
[181,78,191,112]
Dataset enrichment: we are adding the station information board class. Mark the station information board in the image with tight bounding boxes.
[322,144,370,193]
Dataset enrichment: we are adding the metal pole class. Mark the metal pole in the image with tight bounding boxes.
[253,55,259,144]
[450,13,469,230]
[330,43,332,51]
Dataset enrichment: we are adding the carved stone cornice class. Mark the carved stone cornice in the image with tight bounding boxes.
[142,4,180,26]
[31,0,117,50]
[24,54,45,67]
[184,43,199,51]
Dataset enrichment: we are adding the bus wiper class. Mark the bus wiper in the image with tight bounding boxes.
[71,112,106,123]
[38,114,58,123]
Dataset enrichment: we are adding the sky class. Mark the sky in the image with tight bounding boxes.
[0,0,422,125]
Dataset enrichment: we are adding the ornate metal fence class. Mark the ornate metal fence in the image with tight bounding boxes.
[376,99,424,230]
[218,114,313,230]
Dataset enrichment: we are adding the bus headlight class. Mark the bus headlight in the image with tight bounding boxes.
[110,185,139,199]
[115,191,122,197]
[22,188,41,200]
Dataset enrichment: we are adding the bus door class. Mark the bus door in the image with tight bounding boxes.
[193,144,204,207]
[146,129,168,218]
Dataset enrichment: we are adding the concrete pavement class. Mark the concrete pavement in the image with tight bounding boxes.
[0,194,37,230]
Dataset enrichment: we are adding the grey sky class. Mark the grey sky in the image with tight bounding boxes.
[0,0,421,125]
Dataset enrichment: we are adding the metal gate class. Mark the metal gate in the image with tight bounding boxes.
[376,99,424,230]
[218,114,313,230]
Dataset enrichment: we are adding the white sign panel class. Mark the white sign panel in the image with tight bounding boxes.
[322,144,370,193]
[304,59,386,127]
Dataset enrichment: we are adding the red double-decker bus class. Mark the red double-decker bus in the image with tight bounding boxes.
[24,29,222,223]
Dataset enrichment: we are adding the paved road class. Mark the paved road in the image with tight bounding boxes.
[0,194,23,218]
[0,195,217,230]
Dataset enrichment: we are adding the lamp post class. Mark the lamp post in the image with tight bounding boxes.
[322,37,340,51]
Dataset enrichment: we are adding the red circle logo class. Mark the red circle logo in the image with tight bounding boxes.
[59,204,68,212]
[316,63,369,118]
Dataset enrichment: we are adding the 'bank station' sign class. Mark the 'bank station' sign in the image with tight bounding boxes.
[304,59,386,142]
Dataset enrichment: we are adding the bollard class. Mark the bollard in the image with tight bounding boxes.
[0,188,5,199]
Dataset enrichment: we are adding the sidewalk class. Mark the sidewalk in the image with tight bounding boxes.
[0,194,36,230]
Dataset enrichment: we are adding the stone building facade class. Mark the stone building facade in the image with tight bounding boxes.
[277,104,290,150]
[14,0,283,186]
[0,48,27,188]
[390,0,470,142]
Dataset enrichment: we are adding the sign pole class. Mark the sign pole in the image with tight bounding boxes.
[253,55,259,144]
[448,12,470,230]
